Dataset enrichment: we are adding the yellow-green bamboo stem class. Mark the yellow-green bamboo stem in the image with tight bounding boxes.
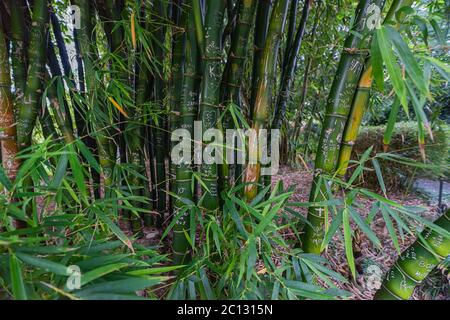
[302,0,384,253]
[243,0,291,201]
[336,63,373,176]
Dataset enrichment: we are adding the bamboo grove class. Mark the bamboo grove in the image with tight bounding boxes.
[0,0,449,300]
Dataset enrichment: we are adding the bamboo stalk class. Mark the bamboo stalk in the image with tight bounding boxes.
[129,2,153,228]
[169,0,186,220]
[50,11,93,144]
[152,0,169,227]
[283,0,299,72]
[73,0,117,194]
[16,0,50,150]
[220,0,257,191]
[336,0,414,177]
[8,0,28,102]
[47,39,74,133]
[45,73,75,144]
[272,0,311,130]
[103,0,127,167]
[197,0,227,213]
[0,20,20,186]
[243,0,290,201]
[336,62,373,176]
[0,22,26,228]
[302,0,384,253]
[249,0,271,120]
[374,209,450,300]
[173,2,198,265]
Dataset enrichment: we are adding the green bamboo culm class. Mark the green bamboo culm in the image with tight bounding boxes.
[243,0,290,201]
[249,0,271,120]
[45,77,75,144]
[374,209,450,300]
[125,8,144,232]
[72,0,114,193]
[8,0,28,101]
[169,0,187,219]
[196,0,226,214]
[131,4,152,227]
[173,3,199,265]
[336,62,373,176]
[220,0,257,191]
[302,0,384,253]
[16,0,50,149]
[272,0,311,130]
[152,0,169,227]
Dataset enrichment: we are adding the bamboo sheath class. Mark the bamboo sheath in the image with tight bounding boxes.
[302,0,384,253]
[0,22,20,183]
[249,0,271,121]
[374,209,450,300]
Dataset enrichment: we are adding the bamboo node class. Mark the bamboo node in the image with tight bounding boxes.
[343,47,369,55]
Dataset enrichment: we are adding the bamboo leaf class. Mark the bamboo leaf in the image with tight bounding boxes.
[126,265,184,276]
[79,263,129,287]
[348,206,381,248]
[246,236,257,280]
[0,165,13,190]
[387,26,429,98]
[430,18,445,45]
[199,268,215,300]
[9,253,27,300]
[15,252,68,276]
[380,205,401,253]
[342,208,356,280]
[371,34,384,91]
[411,16,428,46]
[74,277,165,295]
[321,209,343,251]
[67,145,87,200]
[75,140,101,173]
[383,97,401,146]
[371,158,386,197]
[377,26,407,109]
[95,210,134,253]
[50,154,68,189]
[424,56,450,82]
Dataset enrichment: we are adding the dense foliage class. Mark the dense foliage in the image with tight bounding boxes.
[0,0,448,300]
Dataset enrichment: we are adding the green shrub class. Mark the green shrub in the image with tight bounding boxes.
[352,121,449,189]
